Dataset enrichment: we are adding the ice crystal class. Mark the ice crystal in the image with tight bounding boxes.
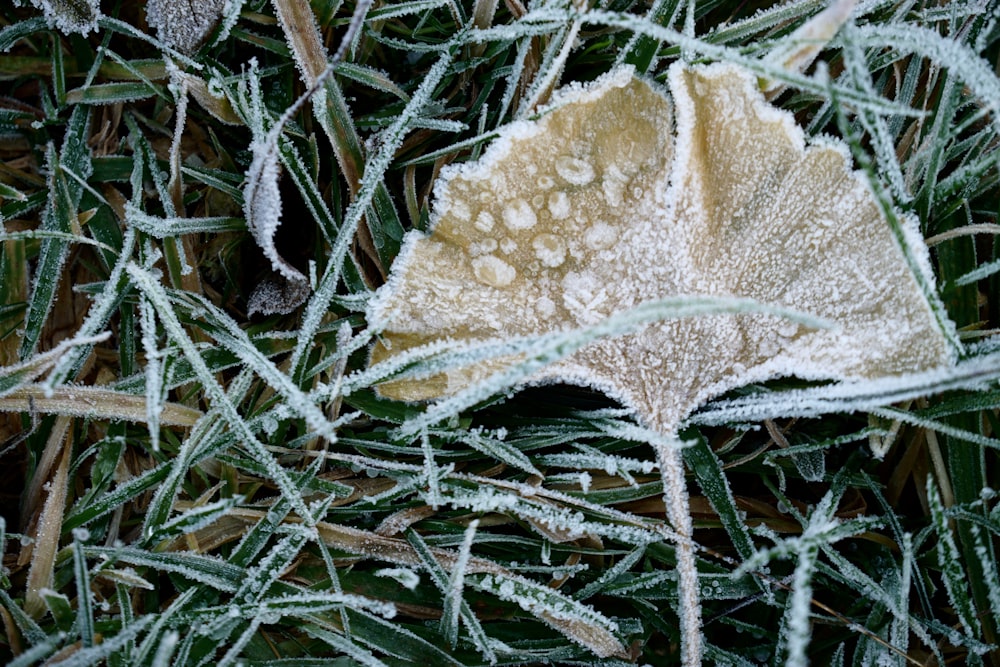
[367,62,954,664]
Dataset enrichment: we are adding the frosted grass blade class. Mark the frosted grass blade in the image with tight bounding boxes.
[693,353,1000,428]
[0,384,202,425]
[142,371,249,541]
[42,226,136,387]
[169,290,338,441]
[927,477,981,638]
[0,588,46,645]
[65,81,158,105]
[6,632,64,667]
[83,546,243,592]
[852,22,1000,134]
[405,526,497,660]
[0,16,49,52]
[44,615,156,667]
[144,495,244,545]
[127,263,313,519]
[71,534,95,647]
[299,622,389,667]
[469,571,625,658]
[683,435,756,562]
[125,206,244,236]
[235,525,313,603]
[65,461,170,530]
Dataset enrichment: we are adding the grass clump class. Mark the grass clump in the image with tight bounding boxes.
[0,0,999,665]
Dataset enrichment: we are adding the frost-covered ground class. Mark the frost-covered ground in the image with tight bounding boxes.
[0,0,999,665]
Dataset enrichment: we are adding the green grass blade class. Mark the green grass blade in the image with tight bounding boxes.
[927,476,981,638]
[72,532,95,647]
[19,102,92,362]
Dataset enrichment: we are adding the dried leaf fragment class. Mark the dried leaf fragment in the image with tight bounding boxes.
[147,0,227,54]
[761,0,856,93]
[247,274,312,317]
[22,0,100,35]
[176,71,243,125]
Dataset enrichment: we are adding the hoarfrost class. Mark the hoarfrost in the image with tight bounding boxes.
[139,297,164,452]
[244,130,308,291]
[928,477,982,638]
[536,447,656,486]
[471,571,624,658]
[442,519,478,647]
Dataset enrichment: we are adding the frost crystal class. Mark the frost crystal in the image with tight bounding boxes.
[375,567,420,590]
[367,62,954,664]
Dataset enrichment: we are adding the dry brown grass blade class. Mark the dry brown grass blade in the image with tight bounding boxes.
[178,507,628,658]
[181,72,243,125]
[270,0,386,275]
[0,237,30,368]
[0,604,22,656]
[271,0,360,189]
[20,414,71,531]
[0,384,203,426]
[23,416,72,618]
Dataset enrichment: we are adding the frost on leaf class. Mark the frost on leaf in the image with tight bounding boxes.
[22,0,100,35]
[761,0,855,94]
[367,62,955,663]
[146,0,227,54]
[367,62,953,433]
[242,66,310,316]
[247,274,311,317]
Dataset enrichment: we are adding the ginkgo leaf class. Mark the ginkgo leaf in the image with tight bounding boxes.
[369,63,953,422]
[366,62,955,664]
